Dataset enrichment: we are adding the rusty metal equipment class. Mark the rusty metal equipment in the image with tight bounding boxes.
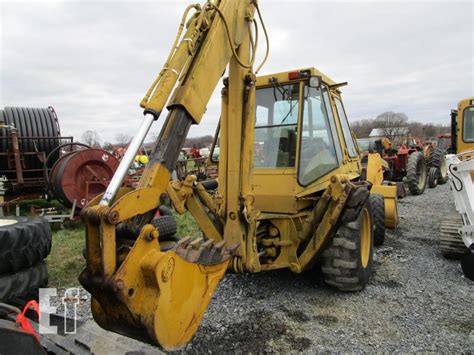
[48,148,119,210]
[0,107,73,196]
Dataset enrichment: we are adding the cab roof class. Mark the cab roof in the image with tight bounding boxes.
[256,67,339,88]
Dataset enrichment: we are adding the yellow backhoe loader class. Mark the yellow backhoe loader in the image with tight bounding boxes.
[79,0,398,350]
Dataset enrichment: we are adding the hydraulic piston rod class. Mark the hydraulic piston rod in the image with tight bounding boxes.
[99,113,155,206]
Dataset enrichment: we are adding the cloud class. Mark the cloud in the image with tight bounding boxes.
[1,0,472,143]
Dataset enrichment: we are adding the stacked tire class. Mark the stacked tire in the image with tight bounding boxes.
[0,217,52,303]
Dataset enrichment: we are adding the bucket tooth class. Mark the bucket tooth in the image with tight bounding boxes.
[200,239,214,250]
[176,236,192,248]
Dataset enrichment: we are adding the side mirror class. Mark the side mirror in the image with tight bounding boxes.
[309,76,322,89]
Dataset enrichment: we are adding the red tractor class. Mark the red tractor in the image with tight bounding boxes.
[382,137,432,195]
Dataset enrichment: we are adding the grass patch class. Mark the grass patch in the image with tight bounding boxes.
[175,212,202,238]
[46,223,85,288]
[46,212,201,288]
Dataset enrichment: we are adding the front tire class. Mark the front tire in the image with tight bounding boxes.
[370,194,385,246]
[322,199,374,291]
[428,167,438,188]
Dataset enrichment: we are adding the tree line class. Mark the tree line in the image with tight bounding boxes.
[350,111,450,141]
[81,130,214,150]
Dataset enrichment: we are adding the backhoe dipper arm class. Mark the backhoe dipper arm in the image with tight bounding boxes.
[79,0,260,350]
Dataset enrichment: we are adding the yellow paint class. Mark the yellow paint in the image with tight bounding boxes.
[80,0,400,349]
[457,97,474,154]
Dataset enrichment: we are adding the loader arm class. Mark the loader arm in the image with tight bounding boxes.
[79,0,263,350]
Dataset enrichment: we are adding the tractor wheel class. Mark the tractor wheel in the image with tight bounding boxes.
[0,261,48,303]
[429,148,448,184]
[428,167,438,188]
[440,213,466,258]
[322,199,374,291]
[406,151,427,195]
[369,194,385,247]
[0,217,52,274]
[461,249,474,281]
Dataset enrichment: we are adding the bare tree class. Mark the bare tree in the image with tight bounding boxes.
[350,118,377,138]
[81,130,101,147]
[115,133,131,148]
[102,141,114,151]
[374,111,409,141]
[350,115,450,141]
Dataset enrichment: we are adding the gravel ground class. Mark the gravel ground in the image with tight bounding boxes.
[54,183,473,353]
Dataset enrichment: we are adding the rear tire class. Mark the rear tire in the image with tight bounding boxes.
[428,167,438,188]
[369,194,385,247]
[429,148,448,184]
[406,151,426,195]
[0,217,52,274]
[322,199,374,291]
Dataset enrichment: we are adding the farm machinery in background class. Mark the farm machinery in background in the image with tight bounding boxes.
[439,97,474,280]
[0,106,120,222]
[357,130,452,197]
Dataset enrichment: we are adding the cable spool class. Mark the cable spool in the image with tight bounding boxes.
[0,106,61,180]
[49,149,119,209]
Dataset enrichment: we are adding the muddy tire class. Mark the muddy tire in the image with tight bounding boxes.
[406,151,427,195]
[429,148,448,184]
[461,249,474,281]
[369,194,385,247]
[440,213,466,258]
[0,217,52,274]
[0,262,48,303]
[322,199,374,291]
[428,167,438,188]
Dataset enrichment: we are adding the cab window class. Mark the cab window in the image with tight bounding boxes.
[298,85,341,186]
[335,97,358,158]
[463,106,474,142]
[254,84,299,168]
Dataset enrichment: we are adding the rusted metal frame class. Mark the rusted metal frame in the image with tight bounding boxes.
[10,128,24,185]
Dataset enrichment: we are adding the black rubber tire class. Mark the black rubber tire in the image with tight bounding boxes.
[370,194,385,247]
[440,213,466,259]
[406,151,427,195]
[428,167,438,188]
[429,148,448,184]
[0,217,52,274]
[461,249,474,281]
[0,261,48,303]
[151,215,178,241]
[321,199,374,291]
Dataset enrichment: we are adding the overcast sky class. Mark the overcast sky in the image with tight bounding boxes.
[1,0,473,144]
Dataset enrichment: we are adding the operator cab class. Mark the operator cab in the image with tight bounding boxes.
[211,68,362,213]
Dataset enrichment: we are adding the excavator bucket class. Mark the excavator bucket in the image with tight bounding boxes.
[80,225,235,351]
